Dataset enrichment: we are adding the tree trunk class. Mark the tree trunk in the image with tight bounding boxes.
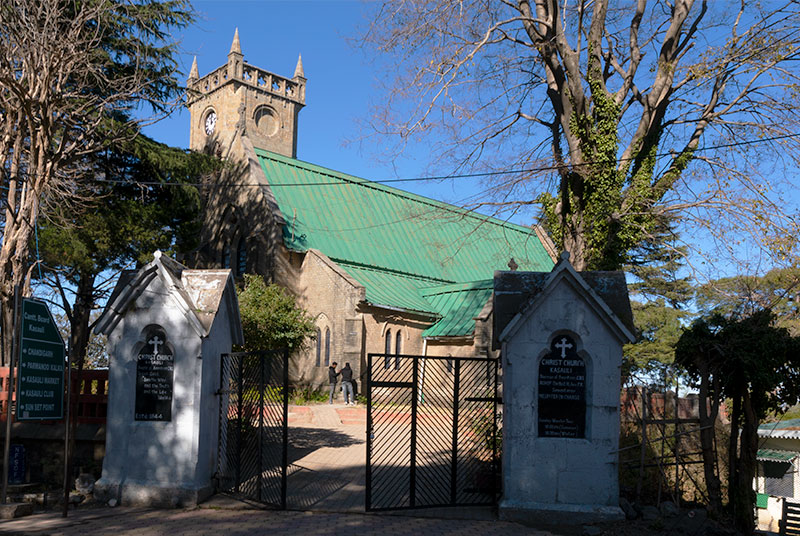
[727,394,741,505]
[64,271,97,490]
[698,362,723,516]
[734,389,758,535]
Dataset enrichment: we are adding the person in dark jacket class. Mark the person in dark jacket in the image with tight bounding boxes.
[341,363,354,405]
[328,362,339,404]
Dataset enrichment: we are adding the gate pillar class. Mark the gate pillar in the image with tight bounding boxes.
[494,253,635,525]
[93,251,243,507]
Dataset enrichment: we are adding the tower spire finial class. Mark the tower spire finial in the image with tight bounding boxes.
[230,28,242,55]
[188,56,199,81]
[294,53,305,79]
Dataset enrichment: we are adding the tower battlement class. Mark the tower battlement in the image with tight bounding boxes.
[187,29,305,158]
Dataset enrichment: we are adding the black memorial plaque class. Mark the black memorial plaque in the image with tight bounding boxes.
[538,334,586,438]
[134,331,174,421]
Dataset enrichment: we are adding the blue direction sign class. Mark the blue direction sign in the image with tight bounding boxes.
[16,299,65,420]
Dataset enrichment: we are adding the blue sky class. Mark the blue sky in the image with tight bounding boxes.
[144,0,474,210]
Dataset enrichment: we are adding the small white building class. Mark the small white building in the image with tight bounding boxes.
[93,251,243,507]
[755,419,800,532]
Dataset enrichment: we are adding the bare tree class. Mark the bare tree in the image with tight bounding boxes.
[0,0,192,364]
[362,0,800,271]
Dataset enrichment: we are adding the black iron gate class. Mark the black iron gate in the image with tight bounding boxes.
[366,353,501,511]
[216,349,289,508]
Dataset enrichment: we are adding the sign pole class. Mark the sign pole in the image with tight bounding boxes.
[1,285,20,504]
[61,342,71,517]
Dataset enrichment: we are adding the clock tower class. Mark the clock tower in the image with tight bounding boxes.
[187,29,306,158]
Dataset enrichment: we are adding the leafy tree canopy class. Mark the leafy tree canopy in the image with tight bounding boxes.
[236,274,316,353]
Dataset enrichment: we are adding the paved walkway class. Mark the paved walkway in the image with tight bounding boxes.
[2,404,549,535]
[0,506,554,535]
[286,403,366,511]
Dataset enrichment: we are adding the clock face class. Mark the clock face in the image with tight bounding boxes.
[204,111,217,135]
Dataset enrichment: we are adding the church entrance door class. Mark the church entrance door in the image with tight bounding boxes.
[365,354,501,511]
[216,349,290,508]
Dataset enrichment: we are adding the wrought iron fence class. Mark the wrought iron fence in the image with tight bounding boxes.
[217,349,289,508]
[366,353,501,511]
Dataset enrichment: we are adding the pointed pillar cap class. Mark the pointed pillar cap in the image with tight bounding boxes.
[188,56,199,80]
[229,28,242,55]
[294,53,305,78]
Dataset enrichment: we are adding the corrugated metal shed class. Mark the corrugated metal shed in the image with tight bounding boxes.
[256,149,555,336]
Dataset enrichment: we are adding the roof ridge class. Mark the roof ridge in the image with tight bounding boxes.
[255,148,541,236]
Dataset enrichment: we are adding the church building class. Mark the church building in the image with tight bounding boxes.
[186,31,557,388]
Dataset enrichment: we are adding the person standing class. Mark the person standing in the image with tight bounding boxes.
[328,361,339,404]
[341,363,354,405]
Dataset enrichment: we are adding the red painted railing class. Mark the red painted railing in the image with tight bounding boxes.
[0,367,108,424]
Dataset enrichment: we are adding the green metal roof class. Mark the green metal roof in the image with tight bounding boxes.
[757,449,798,463]
[421,281,493,338]
[255,149,555,336]
[337,262,442,316]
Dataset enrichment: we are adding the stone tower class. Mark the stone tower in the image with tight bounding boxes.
[187,29,306,158]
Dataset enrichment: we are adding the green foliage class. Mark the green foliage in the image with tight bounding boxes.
[290,386,329,405]
[38,135,217,274]
[624,299,689,380]
[623,219,693,379]
[695,267,800,335]
[236,275,316,352]
[676,309,800,533]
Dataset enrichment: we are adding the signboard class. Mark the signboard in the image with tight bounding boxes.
[537,334,586,438]
[134,329,174,421]
[16,298,65,420]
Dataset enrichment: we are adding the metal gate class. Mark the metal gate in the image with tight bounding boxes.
[216,349,289,508]
[366,353,501,511]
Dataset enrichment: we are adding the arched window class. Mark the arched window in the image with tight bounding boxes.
[315,328,321,367]
[222,244,231,269]
[324,328,331,366]
[384,329,392,369]
[236,236,247,276]
[395,330,402,370]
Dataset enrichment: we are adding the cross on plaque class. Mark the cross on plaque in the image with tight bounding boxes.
[555,337,573,358]
[149,336,164,355]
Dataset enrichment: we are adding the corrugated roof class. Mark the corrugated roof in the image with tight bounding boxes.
[421,281,493,338]
[337,262,442,316]
[759,419,800,439]
[757,449,799,463]
[255,149,555,336]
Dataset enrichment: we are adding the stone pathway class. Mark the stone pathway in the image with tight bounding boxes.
[286,403,367,512]
[0,506,554,535]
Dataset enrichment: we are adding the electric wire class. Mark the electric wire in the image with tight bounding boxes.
[82,131,800,189]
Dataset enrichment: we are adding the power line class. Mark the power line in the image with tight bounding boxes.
[34,130,800,189]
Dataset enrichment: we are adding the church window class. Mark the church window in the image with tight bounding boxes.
[236,236,247,276]
[395,330,402,370]
[384,329,392,369]
[315,328,321,367]
[222,244,231,269]
[254,106,279,137]
[324,328,331,366]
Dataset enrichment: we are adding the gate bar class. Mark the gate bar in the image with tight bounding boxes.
[410,355,419,508]
[451,358,461,505]
[258,355,264,502]
[365,353,373,511]
[235,356,244,493]
[281,348,289,510]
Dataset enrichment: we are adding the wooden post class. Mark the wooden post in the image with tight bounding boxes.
[636,386,647,502]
